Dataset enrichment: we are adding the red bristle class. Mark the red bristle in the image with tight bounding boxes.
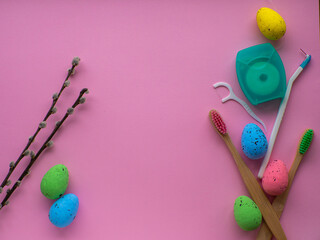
[210,110,227,135]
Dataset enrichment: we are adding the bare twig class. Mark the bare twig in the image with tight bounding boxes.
[0,88,88,209]
[0,57,81,191]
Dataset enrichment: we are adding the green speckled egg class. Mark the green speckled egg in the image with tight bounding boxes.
[41,164,69,199]
[233,196,262,231]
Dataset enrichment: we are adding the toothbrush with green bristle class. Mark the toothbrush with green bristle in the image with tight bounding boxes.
[257,129,314,240]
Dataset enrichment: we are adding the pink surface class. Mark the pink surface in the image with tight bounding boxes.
[0,0,319,239]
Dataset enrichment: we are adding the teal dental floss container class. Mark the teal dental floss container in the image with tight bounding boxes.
[236,43,286,105]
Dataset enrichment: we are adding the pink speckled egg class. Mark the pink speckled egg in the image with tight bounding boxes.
[262,159,288,196]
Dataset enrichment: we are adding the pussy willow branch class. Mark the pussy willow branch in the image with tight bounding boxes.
[0,88,88,209]
[0,58,80,190]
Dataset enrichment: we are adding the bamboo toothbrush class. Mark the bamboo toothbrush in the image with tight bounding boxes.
[209,109,287,240]
[256,129,314,240]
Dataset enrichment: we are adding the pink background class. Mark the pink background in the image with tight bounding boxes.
[0,0,319,239]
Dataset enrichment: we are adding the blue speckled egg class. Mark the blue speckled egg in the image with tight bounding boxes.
[241,123,268,159]
[49,193,79,228]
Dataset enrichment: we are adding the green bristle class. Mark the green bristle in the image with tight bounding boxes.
[299,129,314,154]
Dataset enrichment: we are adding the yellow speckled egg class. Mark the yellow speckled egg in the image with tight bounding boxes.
[256,7,286,40]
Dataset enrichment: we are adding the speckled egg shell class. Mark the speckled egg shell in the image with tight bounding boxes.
[256,7,286,40]
[262,159,288,196]
[234,196,262,231]
[41,164,69,199]
[241,123,268,159]
[49,193,79,228]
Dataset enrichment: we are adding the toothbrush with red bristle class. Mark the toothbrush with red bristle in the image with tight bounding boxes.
[209,109,287,240]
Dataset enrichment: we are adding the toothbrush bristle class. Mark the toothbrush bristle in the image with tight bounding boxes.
[209,110,227,135]
[299,129,314,154]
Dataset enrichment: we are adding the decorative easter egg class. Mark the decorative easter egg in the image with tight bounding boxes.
[41,164,69,199]
[256,7,286,40]
[241,123,268,159]
[49,193,79,228]
[234,196,262,231]
[262,159,288,196]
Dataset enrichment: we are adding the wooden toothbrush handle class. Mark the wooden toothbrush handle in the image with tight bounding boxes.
[256,152,304,240]
[223,134,287,240]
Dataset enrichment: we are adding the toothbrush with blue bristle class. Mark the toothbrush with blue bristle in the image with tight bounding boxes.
[258,49,311,179]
